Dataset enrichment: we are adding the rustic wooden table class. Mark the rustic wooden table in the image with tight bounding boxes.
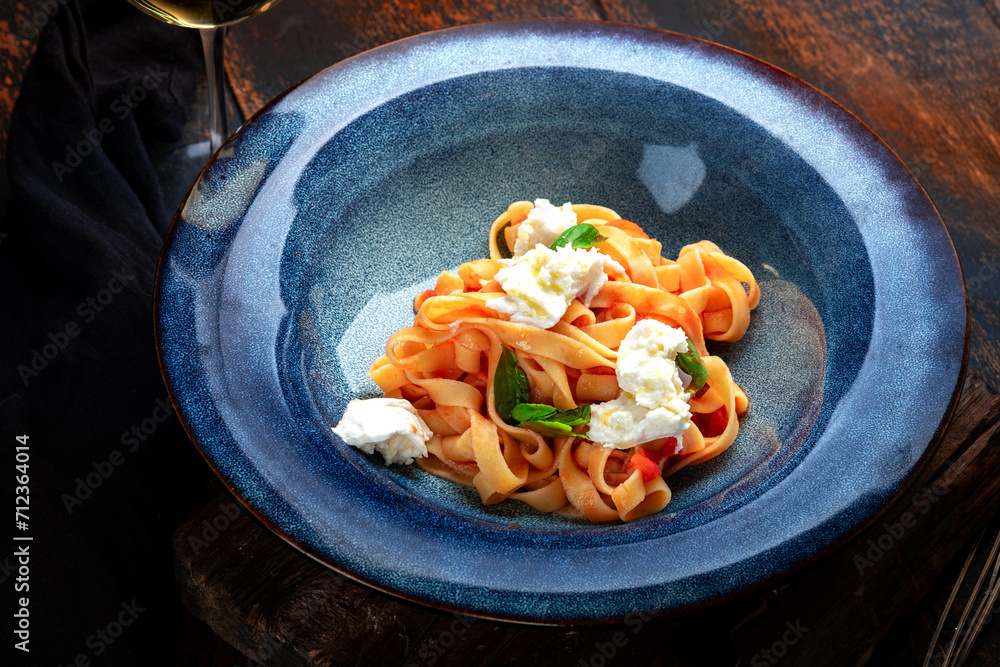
[3,1,999,665]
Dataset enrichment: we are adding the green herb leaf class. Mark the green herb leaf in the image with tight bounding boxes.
[520,421,593,441]
[494,346,529,425]
[511,403,591,440]
[549,223,607,250]
[676,338,709,390]
[541,404,591,426]
[512,403,591,425]
[495,222,513,259]
[511,403,557,423]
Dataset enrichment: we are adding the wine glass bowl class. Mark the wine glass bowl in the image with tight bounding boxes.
[127,0,282,29]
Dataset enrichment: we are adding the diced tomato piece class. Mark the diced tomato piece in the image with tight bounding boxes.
[627,447,662,482]
[692,407,729,438]
[710,408,729,435]
[645,437,678,463]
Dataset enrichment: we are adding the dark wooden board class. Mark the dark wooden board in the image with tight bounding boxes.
[173,493,754,666]
[223,0,637,117]
[174,492,753,667]
[223,0,659,117]
[869,510,1000,667]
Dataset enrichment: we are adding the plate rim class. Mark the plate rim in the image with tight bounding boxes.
[154,18,969,624]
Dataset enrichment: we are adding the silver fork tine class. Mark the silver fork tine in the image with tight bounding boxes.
[923,529,984,667]
[953,525,1000,666]
[941,527,1000,666]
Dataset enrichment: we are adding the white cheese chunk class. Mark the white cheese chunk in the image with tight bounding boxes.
[587,320,693,449]
[332,398,432,465]
[588,394,690,449]
[485,244,624,329]
[615,319,690,410]
[512,199,578,258]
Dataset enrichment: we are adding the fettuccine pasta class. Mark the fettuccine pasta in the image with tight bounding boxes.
[362,201,759,522]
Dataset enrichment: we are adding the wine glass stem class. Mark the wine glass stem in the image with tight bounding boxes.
[200,26,229,154]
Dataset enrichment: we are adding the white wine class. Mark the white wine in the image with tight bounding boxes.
[127,0,282,28]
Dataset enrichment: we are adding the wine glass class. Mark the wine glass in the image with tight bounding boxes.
[127,0,284,154]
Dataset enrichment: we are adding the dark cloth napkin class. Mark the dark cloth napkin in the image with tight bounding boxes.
[1,1,217,662]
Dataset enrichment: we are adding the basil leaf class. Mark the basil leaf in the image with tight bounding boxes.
[512,403,590,426]
[539,404,590,426]
[511,403,556,423]
[511,403,591,440]
[676,338,709,390]
[495,222,513,259]
[494,346,529,425]
[549,223,607,250]
[521,421,593,441]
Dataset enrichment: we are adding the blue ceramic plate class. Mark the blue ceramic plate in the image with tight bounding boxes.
[155,20,966,622]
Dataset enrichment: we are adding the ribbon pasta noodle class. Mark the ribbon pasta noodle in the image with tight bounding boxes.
[364,201,759,522]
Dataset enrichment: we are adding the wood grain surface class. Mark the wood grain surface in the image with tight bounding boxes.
[174,491,744,666]
[222,0,651,116]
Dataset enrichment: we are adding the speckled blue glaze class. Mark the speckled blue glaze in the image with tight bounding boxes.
[155,21,966,622]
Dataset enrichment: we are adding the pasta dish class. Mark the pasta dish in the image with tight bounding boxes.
[333,200,759,522]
